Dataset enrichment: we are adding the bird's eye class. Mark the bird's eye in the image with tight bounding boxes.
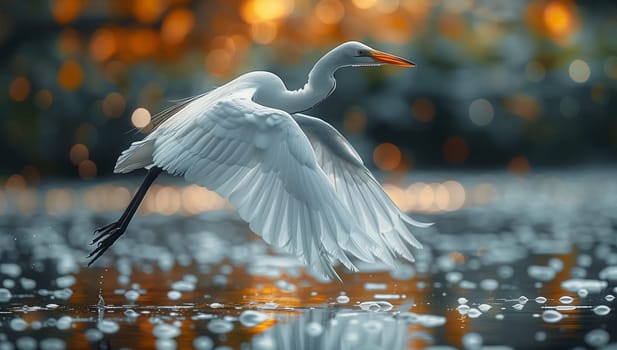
[355,50,366,57]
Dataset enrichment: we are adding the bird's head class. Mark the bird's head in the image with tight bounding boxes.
[333,41,415,68]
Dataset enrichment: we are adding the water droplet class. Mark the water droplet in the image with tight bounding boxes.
[599,266,617,281]
[577,289,589,298]
[584,329,610,347]
[97,320,119,334]
[16,336,37,350]
[518,296,529,304]
[468,308,481,318]
[0,288,13,303]
[167,290,182,300]
[456,304,470,315]
[593,305,610,316]
[125,290,139,302]
[535,297,547,304]
[239,310,269,327]
[527,265,556,281]
[478,304,492,312]
[124,309,139,318]
[445,271,463,284]
[363,282,387,291]
[171,280,195,292]
[457,297,469,305]
[305,322,323,337]
[534,331,547,342]
[193,336,214,350]
[559,296,574,304]
[495,314,504,320]
[207,319,233,334]
[359,301,393,312]
[39,338,66,350]
[261,302,278,310]
[541,310,563,323]
[512,303,524,310]
[153,323,180,339]
[336,295,350,304]
[479,279,499,291]
[56,316,72,330]
[155,339,177,350]
[561,278,607,293]
[605,294,615,302]
[209,302,224,309]
[10,318,28,331]
[462,332,483,350]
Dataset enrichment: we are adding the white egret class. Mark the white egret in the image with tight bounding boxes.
[89,41,430,280]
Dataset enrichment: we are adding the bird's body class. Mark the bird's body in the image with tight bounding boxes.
[89,42,430,280]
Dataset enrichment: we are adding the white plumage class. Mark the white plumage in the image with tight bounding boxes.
[90,41,430,280]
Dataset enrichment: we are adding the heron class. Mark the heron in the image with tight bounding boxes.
[88,41,431,280]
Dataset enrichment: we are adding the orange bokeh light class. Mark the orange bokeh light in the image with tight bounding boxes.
[133,0,167,23]
[57,60,84,91]
[508,156,531,175]
[412,98,435,122]
[543,0,578,39]
[373,142,402,171]
[161,8,194,45]
[9,76,31,102]
[89,28,117,62]
[51,0,83,24]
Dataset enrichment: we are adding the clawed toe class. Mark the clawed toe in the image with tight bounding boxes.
[88,221,125,266]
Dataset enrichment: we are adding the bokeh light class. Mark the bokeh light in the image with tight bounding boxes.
[373,143,402,171]
[131,108,152,128]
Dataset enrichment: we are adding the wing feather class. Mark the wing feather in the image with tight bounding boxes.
[293,113,431,264]
[146,94,379,280]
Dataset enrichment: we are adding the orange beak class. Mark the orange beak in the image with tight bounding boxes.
[369,50,415,67]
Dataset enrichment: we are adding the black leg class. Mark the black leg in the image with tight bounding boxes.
[88,166,163,266]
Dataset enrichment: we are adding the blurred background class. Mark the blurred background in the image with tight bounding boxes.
[1,0,616,185]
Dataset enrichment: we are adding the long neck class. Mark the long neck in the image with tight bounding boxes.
[253,51,340,114]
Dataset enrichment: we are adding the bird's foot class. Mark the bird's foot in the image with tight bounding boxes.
[88,221,125,266]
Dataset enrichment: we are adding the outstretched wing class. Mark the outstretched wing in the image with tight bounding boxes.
[145,92,380,280]
[293,113,431,262]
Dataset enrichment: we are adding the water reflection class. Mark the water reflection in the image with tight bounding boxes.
[0,170,616,349]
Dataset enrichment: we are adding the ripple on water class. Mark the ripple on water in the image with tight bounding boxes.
[467,308,482,318]
[153,323,180,339]
[478,304,492,312]
[125,290,140,302]
[336,295,350,304]
[541,310,564,323]
[593,305,611,316]
[239,310,270,327]
[10,318,28,331]
[207,319,233,334]
[535,297,547,304]
[97,320,120,334]
[167,291,182,300]
[359,301,393,312]
[456,305,470,315]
